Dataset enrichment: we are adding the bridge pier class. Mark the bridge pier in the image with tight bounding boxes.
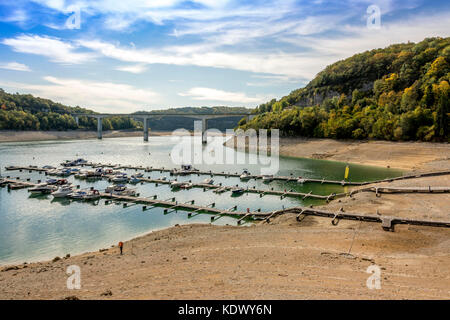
[70,112,252,143]
[74,116,79,126]
[97,117,103,139]
[143,117,149,142]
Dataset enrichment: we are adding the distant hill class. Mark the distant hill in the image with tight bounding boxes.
[0,89,250,131]
[240,37,449,141]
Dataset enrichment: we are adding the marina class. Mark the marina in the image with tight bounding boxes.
[0,136,439,266]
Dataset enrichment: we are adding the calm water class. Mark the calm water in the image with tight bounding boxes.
[0,136,402,265]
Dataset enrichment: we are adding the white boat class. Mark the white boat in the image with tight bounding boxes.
[84,189,100,200]
[29,183,57,194]
[170,181,186,188]
[240,169,252,180]
[297,178,306,184]
[180,182,193,189]
[70,189,100,200]
[177,164,198,175]
[129,175,141,184]
[70,190,88,200]
[51,186,74,198]
[262,175,274,182]
[202,178,214,184]
[112,173,128,182]
[105,185,136,196]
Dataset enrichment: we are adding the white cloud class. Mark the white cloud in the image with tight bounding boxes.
[3,9,28,23]
[294,12,450,61]
[0,62,31,72]
[0,76,159,113]
[2,35,95,64]
[115,64,147,74]
[179,87,266,104]
[76,39,322,79]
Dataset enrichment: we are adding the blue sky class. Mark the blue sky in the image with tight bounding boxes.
[0,0,449,112]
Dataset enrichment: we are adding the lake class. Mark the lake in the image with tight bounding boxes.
[0,136,402,265]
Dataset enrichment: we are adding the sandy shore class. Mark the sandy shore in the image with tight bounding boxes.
[0,136,449,299]
[0,130,172,143]
[225,137,450,171]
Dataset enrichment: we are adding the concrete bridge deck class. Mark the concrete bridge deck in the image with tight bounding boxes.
[71,112,254,142]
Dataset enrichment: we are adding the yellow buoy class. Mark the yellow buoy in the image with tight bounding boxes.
[344,165,350,180]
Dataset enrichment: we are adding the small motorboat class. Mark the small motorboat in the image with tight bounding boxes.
[297,177,306,184]
[262,175,274,183]
[42,165,56,169]
[56,179,70,185]
[202,178,214,184]
[70,190,88,200]
[70,189,100,200]
[112,173,128,183]
[231,187,245,196]
[180,182,193,189]
[57,168,72,177]
[51,185,74,198]
[105,185,136,196]
[177,164,198,176]
[29,183,57,195]
[129,175,141,184]
[135,172,144,178]
[240,169,252,180]
[46,178,58,185]
[83,189,100,200]
[170,181,186,189]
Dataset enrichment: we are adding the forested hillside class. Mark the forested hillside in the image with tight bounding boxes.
[240,37,449,141]
[0,89,139,131]
[0,90,249,131]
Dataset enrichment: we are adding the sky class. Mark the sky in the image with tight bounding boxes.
[0,0,449,113]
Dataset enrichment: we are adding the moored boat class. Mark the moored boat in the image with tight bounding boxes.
[105,185,136,196]
[112,173,128,183]
[51,185,74,198]
[170,180,186,189]
[231,187,245,196]
[129,175,141,184]
[240,169,252,180]
[202,178,214,184]
[297,177,306,184]
[29,183,57,195]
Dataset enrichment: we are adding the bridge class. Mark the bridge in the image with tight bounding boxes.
[72,112,255,143]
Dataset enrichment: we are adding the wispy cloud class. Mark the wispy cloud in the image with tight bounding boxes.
[0,62,31,72]
[179,87,267,104]
[115,64,148,74]
[2,35,95,64]
[0,76,159,112]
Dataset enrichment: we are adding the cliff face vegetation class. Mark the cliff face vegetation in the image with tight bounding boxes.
[240,37,450,141]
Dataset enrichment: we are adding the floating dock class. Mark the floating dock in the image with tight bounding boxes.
[1,177,449,231]
[6,162,450,187]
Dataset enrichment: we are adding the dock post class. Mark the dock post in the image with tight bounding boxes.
[97,117,103,139]
[143,117,149,142]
